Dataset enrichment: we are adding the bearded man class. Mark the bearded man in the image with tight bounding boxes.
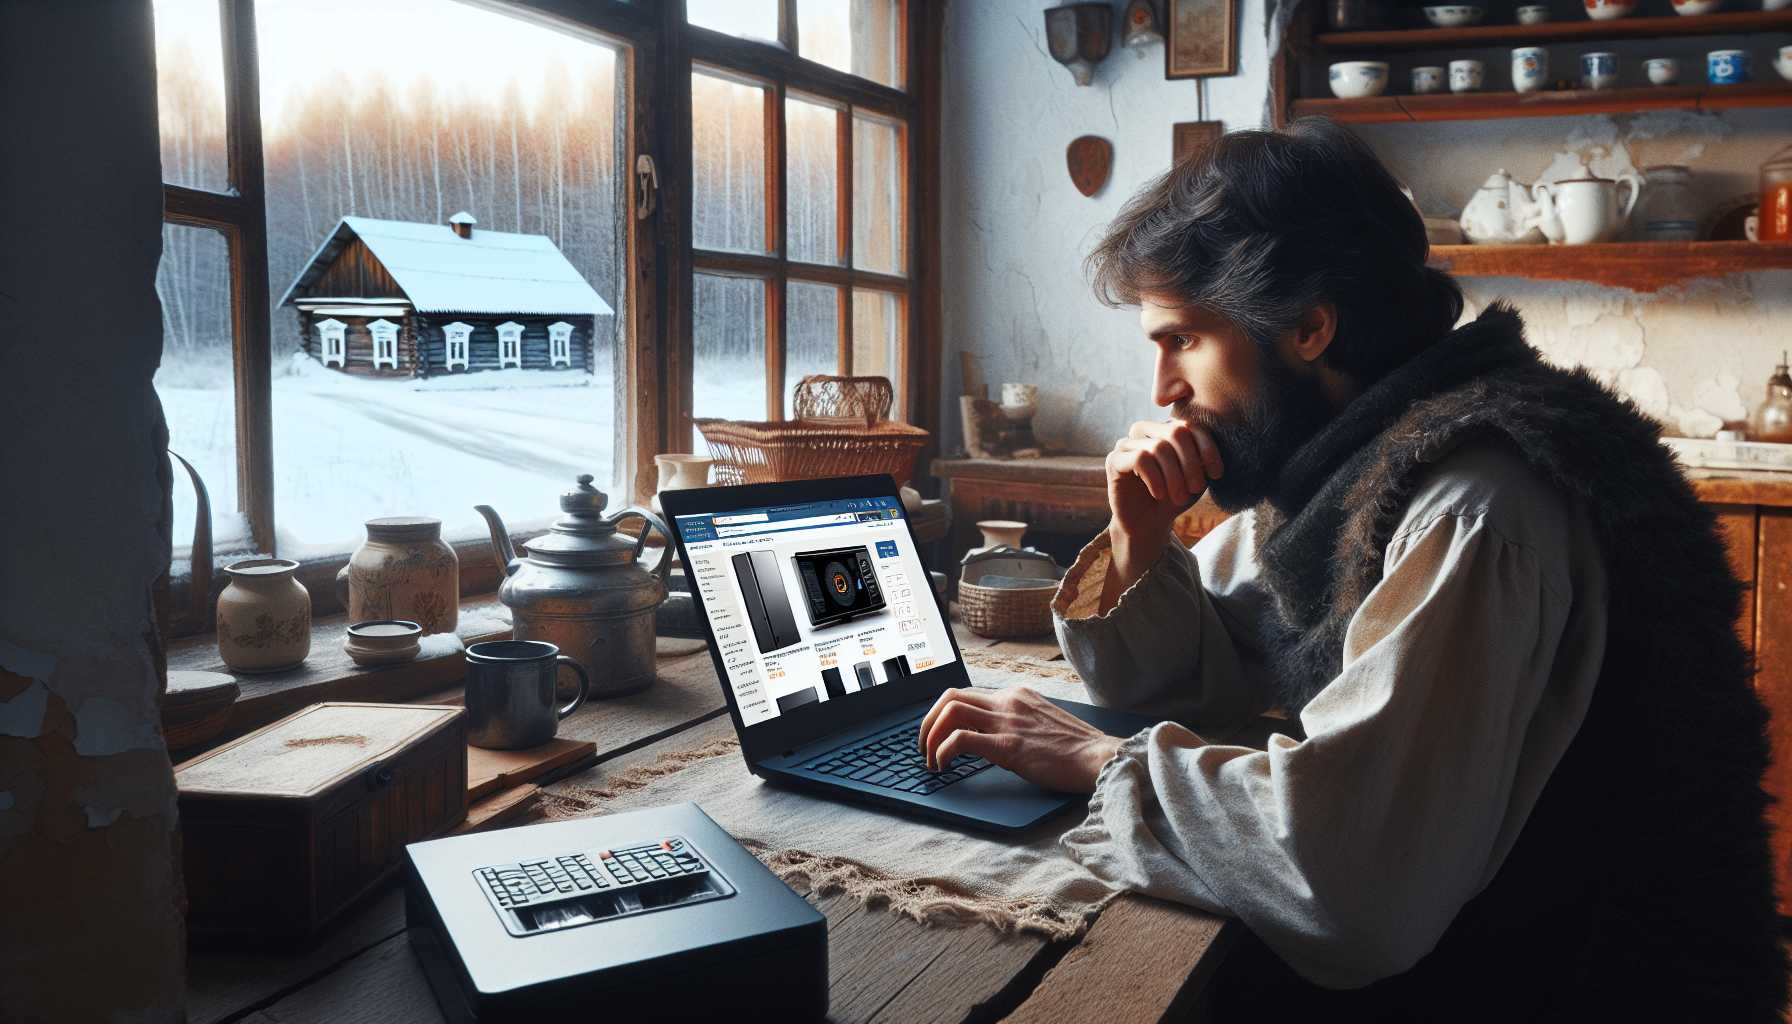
[917,118,1786,1019]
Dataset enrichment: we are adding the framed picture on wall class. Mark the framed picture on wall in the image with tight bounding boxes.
[1165,0,1238,79]
[1173,121,1224,167]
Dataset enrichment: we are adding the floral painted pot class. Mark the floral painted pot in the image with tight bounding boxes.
[217,558,311,673]
[335,517,459,635]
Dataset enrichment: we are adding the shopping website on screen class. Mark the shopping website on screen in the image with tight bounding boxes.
[675,495,956,727]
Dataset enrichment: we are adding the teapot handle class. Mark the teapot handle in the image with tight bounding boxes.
[608,507,674,582]
[1614,170,1642,224]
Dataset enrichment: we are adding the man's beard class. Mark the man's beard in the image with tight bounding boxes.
[1173,349,1333,513]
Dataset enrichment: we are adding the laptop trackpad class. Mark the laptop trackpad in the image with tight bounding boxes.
[929,764,1078,830]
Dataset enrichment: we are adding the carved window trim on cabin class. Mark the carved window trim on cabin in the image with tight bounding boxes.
[548,321,573,368]
[496,321,524,370]
[316,318,347,368]
[443,321,472,372]
[368,318,400,370]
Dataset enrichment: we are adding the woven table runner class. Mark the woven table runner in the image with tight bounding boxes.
[539,649,1122,940]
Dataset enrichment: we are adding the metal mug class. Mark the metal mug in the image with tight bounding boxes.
[464,639,590,750]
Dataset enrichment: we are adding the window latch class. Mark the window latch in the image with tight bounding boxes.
[635,154,659,221]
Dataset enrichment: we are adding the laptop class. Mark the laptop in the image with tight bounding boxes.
[659,473,1154,832]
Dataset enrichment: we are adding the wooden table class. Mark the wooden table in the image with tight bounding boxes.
[185,626,1233,1024]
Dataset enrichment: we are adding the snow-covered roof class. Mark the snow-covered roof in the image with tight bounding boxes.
[277,216,614,317]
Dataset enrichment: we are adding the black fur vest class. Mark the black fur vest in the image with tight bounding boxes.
[1231,305,1786,1019]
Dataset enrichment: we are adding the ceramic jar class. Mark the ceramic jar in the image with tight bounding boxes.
[1449,59,1485,92]
[650,454,714,515]
[217,558,311,673]
[1512,47,1549,92]
[1411,66,1446,93]
[1580,51,1618,89]
[1707,49,1751,84]
[335,517,459,635]
[975,520,1029,552]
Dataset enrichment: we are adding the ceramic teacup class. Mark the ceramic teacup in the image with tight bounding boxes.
[1580,51,1618,89]
[1708,49,1751,84]
[1328,60,1390,98]
[1645,57,1680,85]
[1411,65,1446,93]
[1582,0,1636,19]
[1669,0,1723,13]
[1777,45,1792,82]
[1516,4,1551,21]
[1449,59,1485,92]
[1424,4,1484,24]
[1512,47,1549,92]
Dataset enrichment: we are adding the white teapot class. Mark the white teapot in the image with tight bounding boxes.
[1459,169,1546,245]
[1531,165,1642,245]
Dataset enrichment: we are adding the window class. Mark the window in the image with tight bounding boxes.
[685,0,919,444]
[149,0,936,630]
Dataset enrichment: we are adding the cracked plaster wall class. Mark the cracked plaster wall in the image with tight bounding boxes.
[941,6,1789,450]
[940,0,1274,453]
[1,4,186,1019]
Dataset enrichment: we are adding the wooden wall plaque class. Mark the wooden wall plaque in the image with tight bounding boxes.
[1067,135,1114,197]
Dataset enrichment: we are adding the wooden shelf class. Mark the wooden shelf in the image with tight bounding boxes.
[1316,8,1792,50]
[1293,81,1792,122]
[1427,241,1792,290]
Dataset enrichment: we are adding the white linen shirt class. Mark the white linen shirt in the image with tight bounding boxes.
[1053,443,1609,989]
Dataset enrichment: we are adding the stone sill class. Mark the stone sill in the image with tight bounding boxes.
[165,595,513,756]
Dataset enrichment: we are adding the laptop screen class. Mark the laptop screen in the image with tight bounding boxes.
[672,493,958,728]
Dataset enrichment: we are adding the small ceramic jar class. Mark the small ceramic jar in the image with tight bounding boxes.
[335,517,459,635]
[1580,51,1618,89]
[1449,59,1485,92]
[1708,49,1751,84]
[217,558,311,673]
[1516,4,1551,22]
[1512,47,1549,92]
[1412,65,1446,93]
[343,619,424,667]
[1582,0,1636,19]
[1645,57,1680,85]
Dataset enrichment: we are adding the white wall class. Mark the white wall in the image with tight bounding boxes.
[940,2,1792,450]
[940,0,1274,453]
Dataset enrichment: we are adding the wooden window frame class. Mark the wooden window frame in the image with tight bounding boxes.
[154,0,942,638]
[664,0,941,466]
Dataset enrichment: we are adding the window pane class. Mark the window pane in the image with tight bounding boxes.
[694,274,769,444]
[786,97,840,265]
[258,1,628,553]
[155,223,247,554]
[799,0,903,88]
[692,71,769,255]
[852,288,902,418]
[688,0,779,41]
[853,114,904,274]
[786,282,840,403]
[153,0,230,191]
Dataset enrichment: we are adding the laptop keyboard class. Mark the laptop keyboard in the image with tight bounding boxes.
[798,717,993,795]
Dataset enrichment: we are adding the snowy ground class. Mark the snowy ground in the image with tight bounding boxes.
[158,352,767,558]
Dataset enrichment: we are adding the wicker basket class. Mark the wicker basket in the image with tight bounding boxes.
[958,579,1057,639]
[792,374,894,425]
[696,417,930,487]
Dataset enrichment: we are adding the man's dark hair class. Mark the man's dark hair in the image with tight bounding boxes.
[1087,117,1463,383]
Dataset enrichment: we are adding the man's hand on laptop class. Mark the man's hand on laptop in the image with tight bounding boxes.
[917,686,1122,794]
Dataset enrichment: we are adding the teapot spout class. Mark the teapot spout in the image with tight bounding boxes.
[473,505,520,577]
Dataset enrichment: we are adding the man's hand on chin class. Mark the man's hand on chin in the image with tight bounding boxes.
[916,686,1124,794]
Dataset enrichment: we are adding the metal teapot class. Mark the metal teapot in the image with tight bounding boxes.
[475,474,672,698]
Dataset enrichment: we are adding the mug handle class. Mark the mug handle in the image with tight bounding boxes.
[1614,169,1642,225]
[555,657,590,720]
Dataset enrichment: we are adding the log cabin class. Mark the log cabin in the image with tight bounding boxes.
[279,212,611,377]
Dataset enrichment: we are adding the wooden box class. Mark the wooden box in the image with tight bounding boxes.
[176,701,468,943]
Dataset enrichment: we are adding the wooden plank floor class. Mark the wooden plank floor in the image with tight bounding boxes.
[185,625,1233,1023]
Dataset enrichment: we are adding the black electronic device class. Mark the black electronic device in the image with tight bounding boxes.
[820,667,847,700]
[661,475,1158,833]
[881,655,910,683]
[792,545,885,629]
[405,802,827,1022]
[852,661,876,691]
[732,550,802,654]
[776,686,820,714]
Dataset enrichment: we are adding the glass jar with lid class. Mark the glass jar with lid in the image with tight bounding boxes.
[1635,165,1699,242]
[1761,143,1792,242]
[1753,352,1792,443]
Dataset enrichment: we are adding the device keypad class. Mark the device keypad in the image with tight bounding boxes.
[476,837,708,913]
